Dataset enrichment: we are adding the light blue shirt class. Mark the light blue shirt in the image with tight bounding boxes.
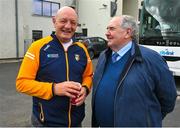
[112,41,132,61]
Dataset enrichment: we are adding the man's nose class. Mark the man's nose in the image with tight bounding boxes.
[105,30,110,36]
[64,21,71,28]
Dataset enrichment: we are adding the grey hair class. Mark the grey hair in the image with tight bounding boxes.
[120,15,139,41]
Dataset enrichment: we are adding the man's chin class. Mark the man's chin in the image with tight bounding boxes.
[61,37,72,43]
[107,42,113,47]
[56,33,74,42]
[61,34,72,39]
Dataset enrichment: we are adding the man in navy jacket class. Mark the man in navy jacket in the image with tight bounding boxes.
[16,7,93,127]
[92,15,177,127]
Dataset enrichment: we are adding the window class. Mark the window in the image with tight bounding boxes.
[52,3,60,16]
[82,28,88,36]
[33,0,60,17]
[32,30,43,41]
[98,38,105,44]
[33,0,42,15]
[43,1,51,16]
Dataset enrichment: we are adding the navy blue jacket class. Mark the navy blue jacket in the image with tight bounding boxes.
[92,41,177,127]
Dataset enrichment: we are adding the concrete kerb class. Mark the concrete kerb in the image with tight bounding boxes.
[0,58,22,64]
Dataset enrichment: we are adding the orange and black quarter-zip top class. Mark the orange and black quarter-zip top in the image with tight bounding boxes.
[16,34,93,126]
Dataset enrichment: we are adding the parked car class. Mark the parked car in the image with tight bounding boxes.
[76,37,108,59]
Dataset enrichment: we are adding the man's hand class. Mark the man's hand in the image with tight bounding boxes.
[53,81,81,98]
[74,87,87,106]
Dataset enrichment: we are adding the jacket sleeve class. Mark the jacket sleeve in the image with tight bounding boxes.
[82,55,93,93]
[75,42,93,94]
[16,39,53,100]
[152,55,177,119]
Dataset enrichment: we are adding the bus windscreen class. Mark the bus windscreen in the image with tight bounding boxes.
[140,0,180,39]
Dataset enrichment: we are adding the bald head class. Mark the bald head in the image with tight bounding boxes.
[55,6,78,20]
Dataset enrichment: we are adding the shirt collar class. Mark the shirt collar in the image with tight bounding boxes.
[112,41,132,57]
[61,39,73,51]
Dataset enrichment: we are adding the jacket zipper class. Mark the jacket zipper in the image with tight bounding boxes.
[64,51,72,128]
[113,58,135,126]
[39,102,45,123]
[62,42,79,127]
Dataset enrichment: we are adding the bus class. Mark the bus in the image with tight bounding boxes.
[139,0,180,76]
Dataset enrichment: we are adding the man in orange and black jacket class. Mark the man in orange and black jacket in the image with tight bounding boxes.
[16,6,93,127]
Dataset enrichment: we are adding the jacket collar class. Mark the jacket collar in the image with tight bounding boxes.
[131,41,143,62]
[51,33,74,44]
[104,40,143,63]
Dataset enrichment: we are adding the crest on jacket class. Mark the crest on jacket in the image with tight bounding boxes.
[75,54,80,61]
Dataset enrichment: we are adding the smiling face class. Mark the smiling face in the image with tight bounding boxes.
[53,7,78,43]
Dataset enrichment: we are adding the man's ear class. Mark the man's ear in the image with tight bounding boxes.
[125,28,132,39]
[52,16,56,24]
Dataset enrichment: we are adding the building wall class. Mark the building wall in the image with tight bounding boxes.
[18,0,55,57]
[78,0,112,39]
[116,0,123,16]
[18,0,73,58]
[77,0,140,39]
[0,0,141,59]
[0,0,16,58]
[0,0,72,59]
[122,0,139,20]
